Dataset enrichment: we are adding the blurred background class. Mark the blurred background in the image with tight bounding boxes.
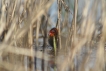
[0,0,105,71]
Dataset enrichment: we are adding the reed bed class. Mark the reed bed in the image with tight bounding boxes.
[0,0,105,71]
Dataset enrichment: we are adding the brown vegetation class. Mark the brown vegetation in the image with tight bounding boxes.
[0,0,105,71]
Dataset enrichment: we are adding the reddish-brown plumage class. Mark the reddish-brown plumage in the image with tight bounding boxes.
[49,28,58,37]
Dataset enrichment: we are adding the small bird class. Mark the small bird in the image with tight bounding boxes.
[48,27,58,49]
[48,27,69,70]
[47,27,59,69]
[48,27,67,50]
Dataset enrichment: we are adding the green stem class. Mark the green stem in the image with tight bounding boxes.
[53,36,57,56]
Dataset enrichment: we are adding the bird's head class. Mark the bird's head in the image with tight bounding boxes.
[49,28,58,38]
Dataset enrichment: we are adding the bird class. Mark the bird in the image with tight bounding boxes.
[34,27,68,70]
[48,27,67,51]
[48,27,71,70]
[48,27,58,49]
